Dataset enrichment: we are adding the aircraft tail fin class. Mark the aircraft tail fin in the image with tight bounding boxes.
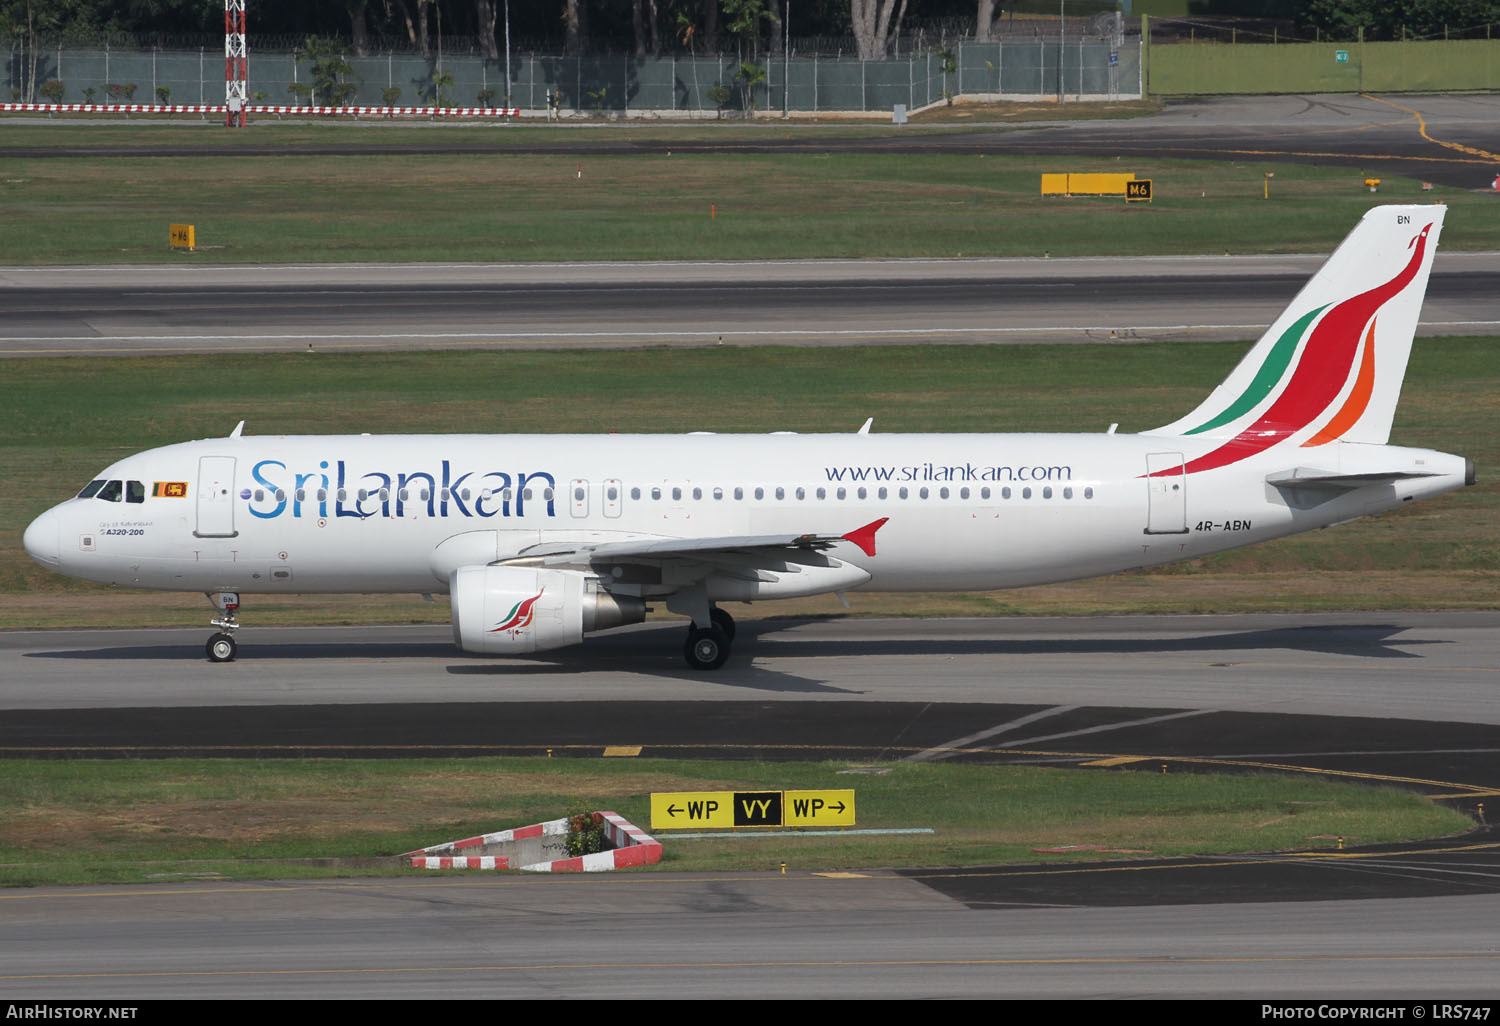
[1149,205,1444,468]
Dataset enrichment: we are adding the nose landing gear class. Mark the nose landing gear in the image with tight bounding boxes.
[206,591,241,662]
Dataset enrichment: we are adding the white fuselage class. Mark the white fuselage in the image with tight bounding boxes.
[23,431,1470,600]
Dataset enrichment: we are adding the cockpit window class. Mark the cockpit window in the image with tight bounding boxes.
[96,480,123,502]
[77,480,105,499]
[126,480,145,504]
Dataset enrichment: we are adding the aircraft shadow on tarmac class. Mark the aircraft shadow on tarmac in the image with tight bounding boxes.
[27,620,1440,695]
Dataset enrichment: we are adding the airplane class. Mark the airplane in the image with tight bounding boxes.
[22,204,1474,670]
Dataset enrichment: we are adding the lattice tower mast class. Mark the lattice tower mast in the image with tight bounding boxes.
[225,0,247,127]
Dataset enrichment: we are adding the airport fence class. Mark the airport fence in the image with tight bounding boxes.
[2,39,1142,114]
[1145,37,1500,95]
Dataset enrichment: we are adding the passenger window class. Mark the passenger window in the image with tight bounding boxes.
[672,487,682,501]
[574,486,585,501]
[713,487,723,500]
[1085,486,1095,499]
[97,480,123,502]
[296,489,306,502]
[692,487,702,500]
[733,487,743,500]
[651,487,661,500]
[940,487,949,499]
[856,487,866,500]
[77,480,105,499]
[795,487,805,500]
[125,480,145,503]
[815,487,826,500]
[836,487,846,500]
[630,486,640,500]
[981,486,991,499]
[318,488,328,502]
[1002,487,1012,499]
[775,487,785,500]
[919,487,929,499]
[754,487,764,500]
[899,487,908,499]
[607,486,619,500]
[1023,487,1032,499]
[878,487,888,500]
[1063,487,1073,499]
[1043,486,1052,499]
[960,487,969,499]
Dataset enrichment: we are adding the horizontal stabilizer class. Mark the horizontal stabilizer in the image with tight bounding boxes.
[1266,467,1440,491]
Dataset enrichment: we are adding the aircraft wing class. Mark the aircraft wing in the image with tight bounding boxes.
[507,518,889,572]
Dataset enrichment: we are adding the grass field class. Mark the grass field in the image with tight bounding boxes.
[3,340,1495,625]
[2,120,1496,264]
[0,758,1472,886]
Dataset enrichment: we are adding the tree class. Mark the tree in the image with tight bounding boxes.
[563,0,587,56]
[293,36,363,107]
[1298,0,1499,40]
[975,0,998,43]
[736,59,766,112]
[850,0,907,61]
[475,0,499,59]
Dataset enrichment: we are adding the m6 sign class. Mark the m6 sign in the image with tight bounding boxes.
[651,789,855,829]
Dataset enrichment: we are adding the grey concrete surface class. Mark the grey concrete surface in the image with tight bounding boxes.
[5,613,1499,724]
[2,878,1496,998]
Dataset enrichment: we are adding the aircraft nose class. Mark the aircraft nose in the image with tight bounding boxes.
[23,507,61,569]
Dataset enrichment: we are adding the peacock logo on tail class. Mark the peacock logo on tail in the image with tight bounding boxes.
[1157,221,1433,477]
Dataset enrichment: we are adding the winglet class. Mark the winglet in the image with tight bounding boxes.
[841,517,889,557]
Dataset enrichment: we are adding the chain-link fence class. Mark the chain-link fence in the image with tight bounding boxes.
[5,39,1142,112]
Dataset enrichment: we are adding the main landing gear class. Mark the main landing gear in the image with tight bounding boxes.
[683,606,736,671]
[206,591,240,662]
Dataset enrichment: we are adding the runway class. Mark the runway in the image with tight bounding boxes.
[3,613,1500,998]
[10,92,1499,190]
[2,253,1498,355]
[1,612,1498,998]
[3,882,1498,999]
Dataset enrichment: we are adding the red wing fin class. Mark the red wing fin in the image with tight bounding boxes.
[841,517,889,558]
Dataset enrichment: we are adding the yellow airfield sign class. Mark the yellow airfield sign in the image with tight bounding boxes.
[785,790,855,827]
[169,223,196,250]
[651,789,855,830]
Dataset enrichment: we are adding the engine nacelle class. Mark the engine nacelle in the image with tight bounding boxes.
[450,565,644,655]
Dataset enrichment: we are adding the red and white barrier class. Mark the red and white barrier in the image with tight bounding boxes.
[1,103,521,117]
[403,811,661,872]
[528,811,663,873]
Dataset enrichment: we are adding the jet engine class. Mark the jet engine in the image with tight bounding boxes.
[450,565,645,655]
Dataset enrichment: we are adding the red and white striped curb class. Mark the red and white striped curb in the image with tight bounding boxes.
[403,811,661,872]
[1,103,520,117]
[527,811,663,872]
